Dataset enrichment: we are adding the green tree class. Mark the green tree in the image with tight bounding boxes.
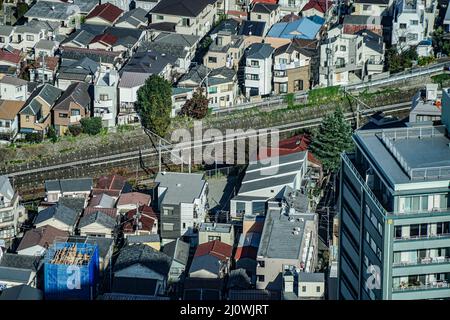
[432,27,450,56]
[16,3,28,19]
[47,126,58,143]
[179,89,209,119]
[386,47,418,74]
[135,75,172,137]
[309,107,353,172]
[25,132,43,144]
[80,117,102,135]
[68,125,82,137]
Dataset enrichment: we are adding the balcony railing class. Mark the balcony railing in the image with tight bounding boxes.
[394,232,450,241]
[393,281,450,292]
[392,207,449,216]
[393,256,450,267]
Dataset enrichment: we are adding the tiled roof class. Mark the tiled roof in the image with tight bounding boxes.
[84,207,118,218]
[194,240,232,261]
[53,81,91,111]
[301,0,333,14]
[86,3,124,23]
[78,210,116,229]
[151,0,218,18]
[123,205,158,234]
[117,192,151,207]
[0,100,24,120]
[30,56,60,72]
[90,33,118,46]
[17,226,69,252]
[95,175,127,191]
[114,244,172,276]
[0,48,21,64]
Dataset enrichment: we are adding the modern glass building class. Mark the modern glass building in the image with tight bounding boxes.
[337,88,450,300]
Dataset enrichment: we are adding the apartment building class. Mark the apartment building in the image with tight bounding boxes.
[0,176,26,244]
[278,0,309,15]
[244,43,275,97]
[149,0,219,38]
[352,0,393,16]
[337,90,450,299]
[204,31,245,70]
[249,3,281,36]
[94,68,118,128]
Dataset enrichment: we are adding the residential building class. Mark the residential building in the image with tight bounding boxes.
[33,203,80,234]
[116,192,152,214]
[199,223,235,246]
[154,172,208,245]
[337,101,450,299]
[352,0,392,16]
[0,176,26,243]
[0,76,28,101]
[61,46,123,70]
[29,56,60,84]
[256,194,318,291]
[78,211,116,238]
[16,225,68,256]
[409,84,442,123]
[319,27,385,86]
[238,20,267,37]
[44,178,93,203]
[126,234,161,250]
[235,232,261,282]
[0,254,42,289]
[250,3,281,36]
[342,15,384,36]
[149,0,220,38]
[10,26,44,53]
[282,270,325,299]
[391,0,428,51]
[445,3,450,32]
[244,43,275,97]
[85,3,124,26]
[123,205,159,236]
[135,0,160,11]
[162,238,190,282]
[52,82,91,136]
[94,68,118,128]
[112,244,172,297]
[189,240,233,278]
[301,0,334,18]
[416,38,434,57]
[56,57,99,90]
[0,47,22,74]
[171,87,194,116]
[92,174,130,199]
[88,193,116,209]
[0,26,14,49]
[267,18,324,40]
[273,40,315,94]
[67,235,114,273]
[34,39,59,58]
[278,0,309,15]
[204,31,245,70]
[115,8,149,29]
[0,100,24,141]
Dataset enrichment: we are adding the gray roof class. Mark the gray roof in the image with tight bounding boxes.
[162,239,189,265]
[298,272,325,283]
[104,27,144,48]
[20,84,62,116]
[115,7,148,27]
[58,57,99,81]
[0,76,28,86]
[54,82,91,111]
[45,178,93,193]
[0,175,14,201]
[34,203,79,227]
[58,197,85,214]
[0,253,42,272]
[127,234,160,243]
[343,15,382,25]
[25,0,97,19]
[252,3,279,14]
[151,0,218,17]
[246,43,274,60]
[114,244,172,276]
[155,172,206,205]
[154,32,200,48]
[78,211,116,229]
[120,50,176,76]
[63,30,96,47]
[0,25,14,37]
[0,285,43,300]
[238,20,266,37]
[35,39,58,51]
[118,71,151,88]
[356,29,384,54]
[0,267,32,284]
[178,65,236,87]
[189,254,221,275]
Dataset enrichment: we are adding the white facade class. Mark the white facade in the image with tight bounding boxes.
[94,68,118,128]
[0,176,26,243]
[278,0,308,14]
[0,82,28,101]
[244,51,274,97]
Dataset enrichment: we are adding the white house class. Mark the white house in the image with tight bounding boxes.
[0,100,24,141]
[352,0,393,16]
[244,43,275,97]
[0,76,28,101]
[78,211,116,238]
[0,176,26,243]
[94,68,119,128]
[44,178,93,203]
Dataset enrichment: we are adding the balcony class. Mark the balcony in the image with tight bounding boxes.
[391,207,450,217]
[274,60,307,71]
[393,256,450,267]
[367,60,384,73]
[393,280,450,292]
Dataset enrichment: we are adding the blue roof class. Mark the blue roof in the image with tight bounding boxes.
[307,15,325,25]
[267,18,322,40]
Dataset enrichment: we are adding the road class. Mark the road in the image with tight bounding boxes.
[5,101,411,184]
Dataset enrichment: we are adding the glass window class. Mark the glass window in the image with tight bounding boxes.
[252,201,265,215]
[236,201,245,214]
[71,109,80,117]
[208,235,221,241]
[316,286,321,293]
[302,286,306,292]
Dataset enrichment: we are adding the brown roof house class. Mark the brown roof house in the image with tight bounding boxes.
[116,192,151,214]
[85,3,124,26]
[52,81,91,136]
[0,100,24,141]
[188,240,233,279]
[93,174,129,199]
[16,225,68,256]
[28,56,60,84]
[123,205,159,236]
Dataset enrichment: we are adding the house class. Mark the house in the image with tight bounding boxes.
[319,27,385,86]
[0,284,43,300]
[0,254,42,289]
[199,223,235,246]
[204,31,245,70]
[416,38,434,57]
[150,0,219,38]
[342,15,384,36]
[94,68,119,128]
[249,3,281,36]
[44,178,93,203]
[391,0,428,51]
[0,26,14,49]
[154,172,208,245]
[123,205,159,236]
[266,18,323,40]
[28,56,60,84]
[118,50,176,124]
[0,47,22,71]
[16,225,68,256]
[189,240,233,278]
[78,210,116,238]
[0,100,24,141]
[126,234,161,250]
[85,3,124,26]
[62,30,97,49]
[301,0,333,18]
[92,174,129,199]
[10,26,45,53]
[89,193,116,209]
[162,238,190,283]
[34,40,59,58]
[278,0,307,15]
[24,0,99,35]
[112,244,172,297]
[256,195,318,291]
[56,57,99,90]
[244,42,275,97]
[235,232,261,282]
[33,203,80,234]
[0,176,26,243]
[352,0,392,16]
[238,20,267,37]
[135,0,160,11]
[115,8,149,29]
[282,270,325,300]
[116,192,152,214]
[0,76,28,101]
[61,46,123,70]
[273,40,315,94]
[172,87,194,116]
[142,31,200,74]
[409,84,442,123]
[230,151,308,220]
[52,82,91,136]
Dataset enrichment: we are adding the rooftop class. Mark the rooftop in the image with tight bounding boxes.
[199,223,233,233]
[150,0,218,17]
[155,172,206,205]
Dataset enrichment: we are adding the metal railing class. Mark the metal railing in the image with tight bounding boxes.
[393,256,450,267]
[394,232,450,241]
[393,281,450,292]
[393,206,450,216]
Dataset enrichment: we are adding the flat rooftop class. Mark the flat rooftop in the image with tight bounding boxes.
[199,223,232,233]
[354,125,450,185]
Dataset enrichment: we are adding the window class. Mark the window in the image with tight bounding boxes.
[257,14,262,19]
[16,86,22,92]
[208,86,217,94]
[71,109,80,117]
[279,83,288,93]
[399,23,407,29]
[340,45,347,52]
[163,207,174,216]
[410,20,418,25]
[302,286,306,292]
[208,56,217,63]
[236,201,246,215]
[26,35,34,41]
[5,121,9,128]
[59,113,68,118]
[363,4,371,10]
[157,15,164,20]
[257,260,265,268]
[257,275,265,282]
[100,94,109,101]
[407,33,418,41]
[252,201,265,215]
[25,115,30,122]
[208,235,221,241]
[0,37,4,44]
[181,18,190,26]
[0,121,2,127]
[316,286,321,293]
[294,80,303,91]
[279,58,288,64]
[250,60,259,67]
[163,223,174,231]
[248,74,259,80]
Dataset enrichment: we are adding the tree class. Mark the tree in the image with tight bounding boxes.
[80,117,102,135]
[25,132,43,144]
[179,89,209,119]
[386,47,418,74]
[47,126,58,143]
[432,27,450,56]
[309,107,353,172]
[68,125,82,137]
[135,75,172,137]
[16,3,28,19]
